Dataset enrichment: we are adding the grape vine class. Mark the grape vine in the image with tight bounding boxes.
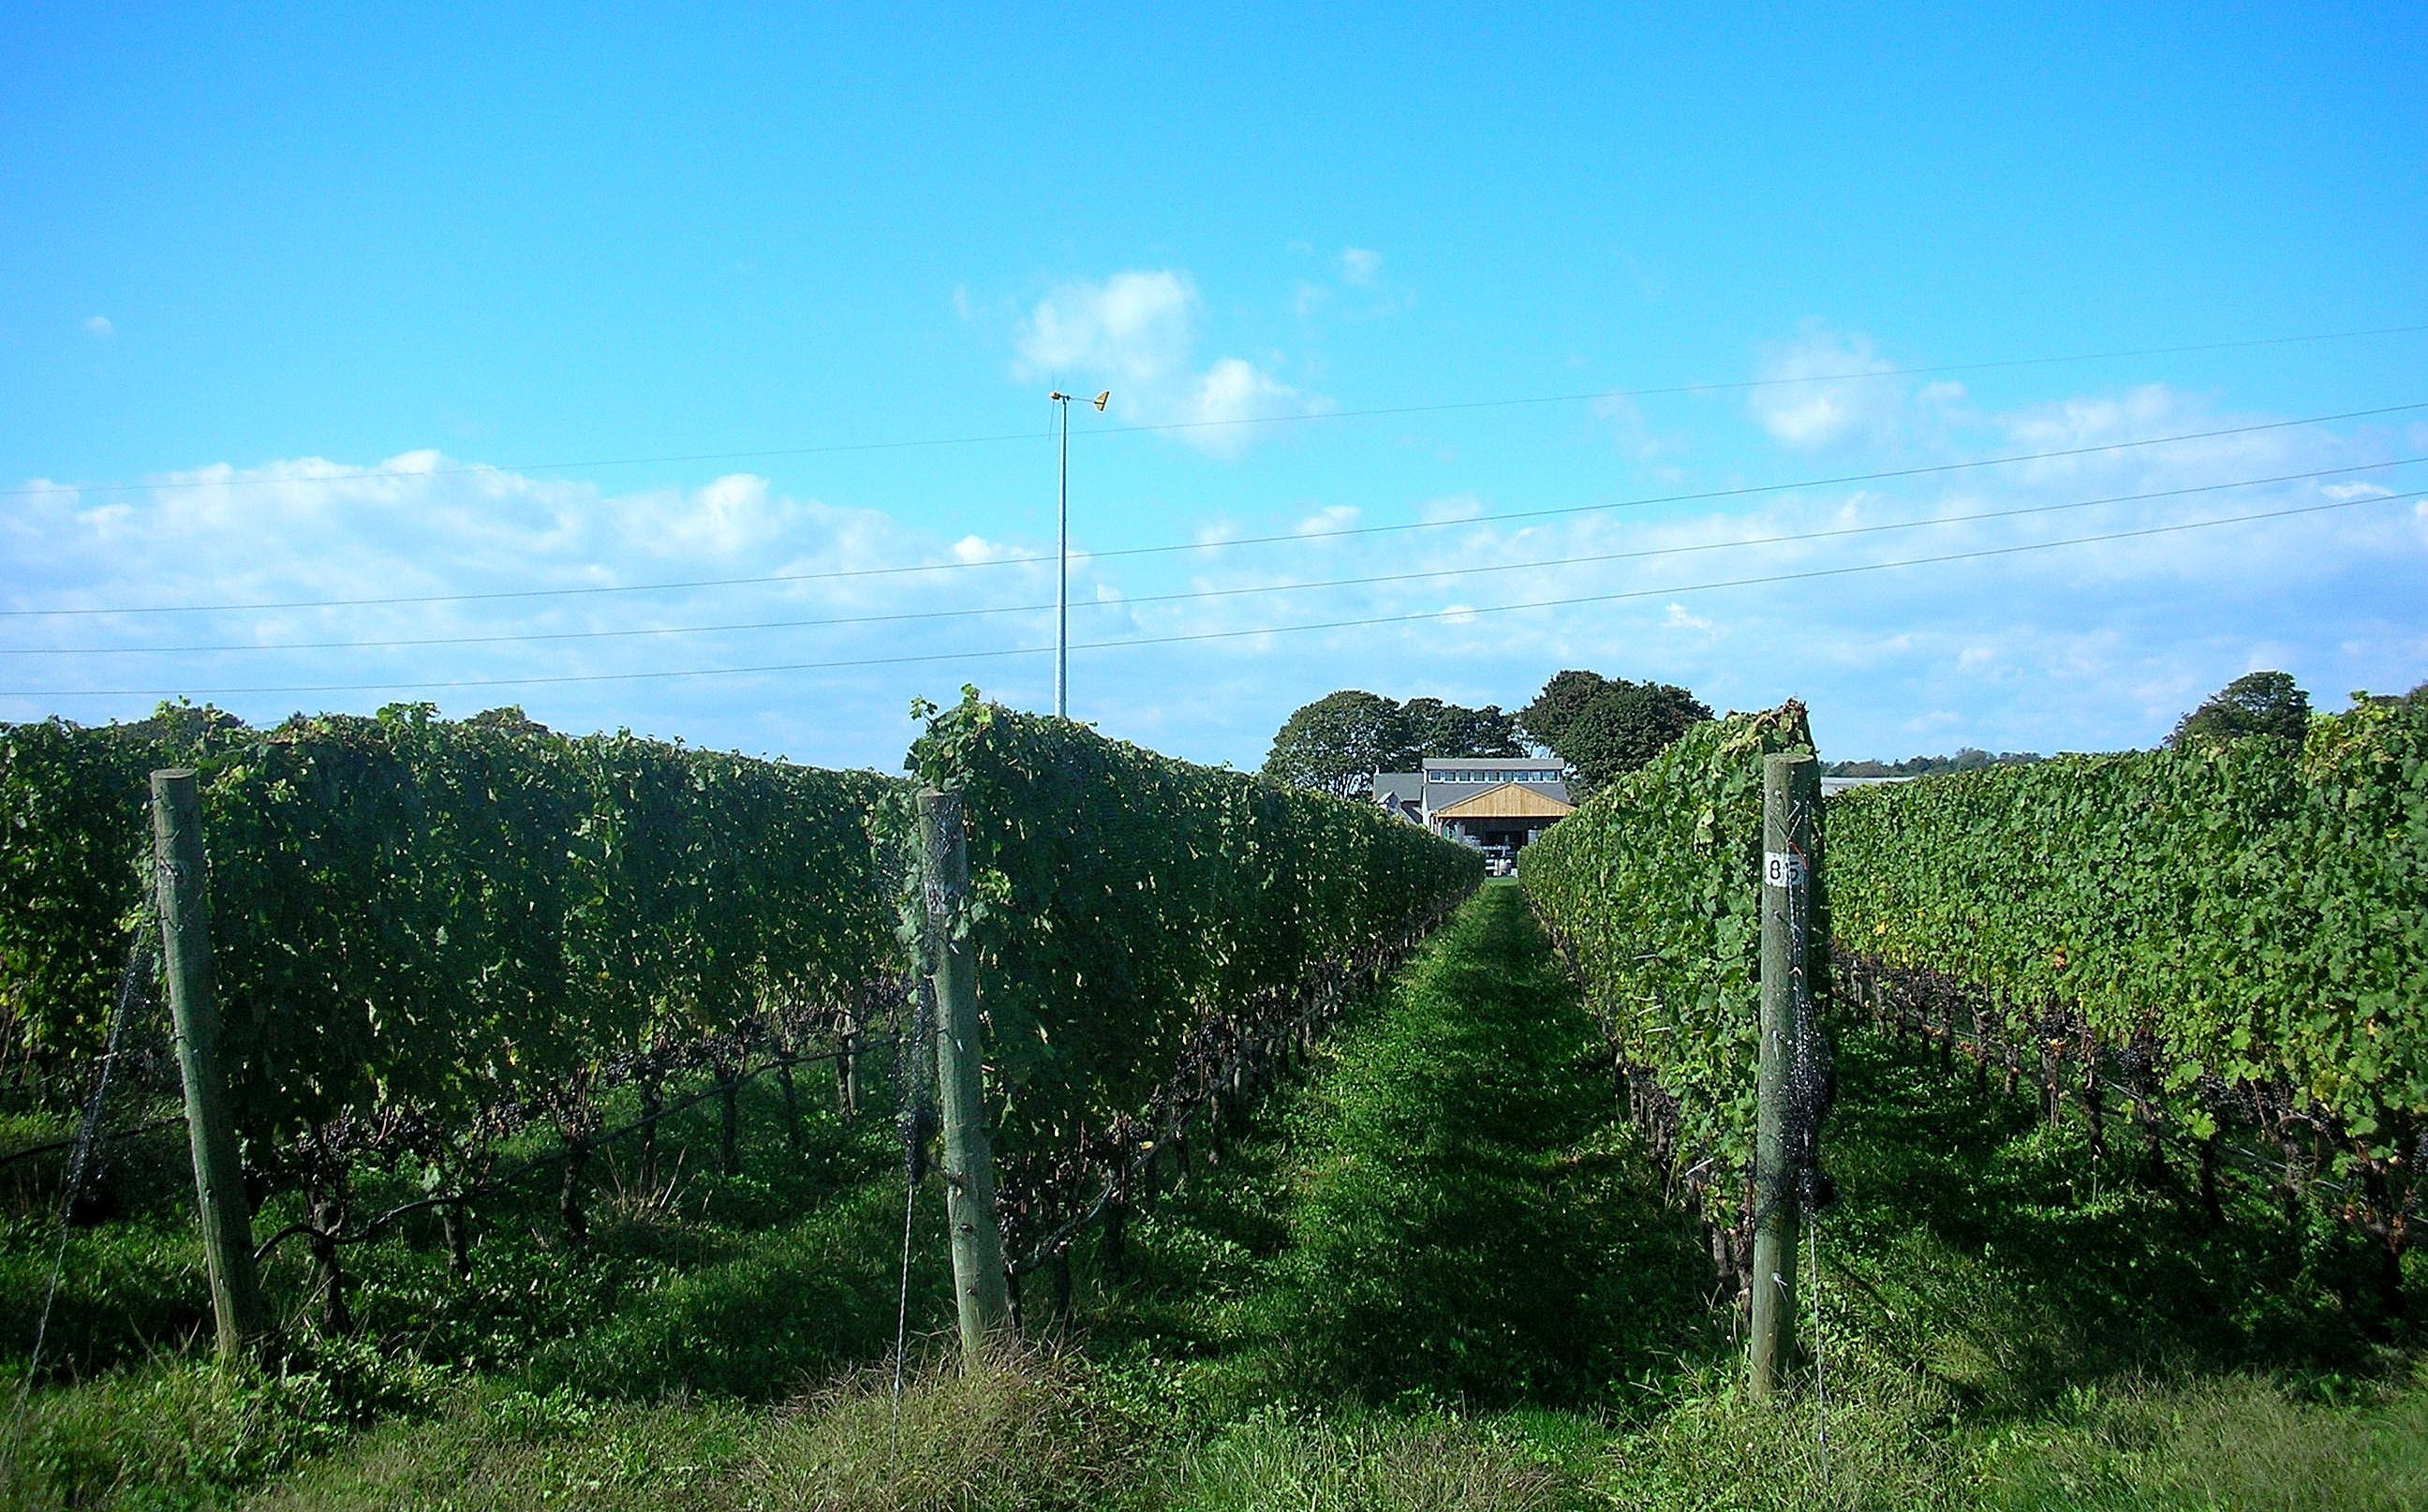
[1826,695,2428,1248]
[1517,701,1828,1287]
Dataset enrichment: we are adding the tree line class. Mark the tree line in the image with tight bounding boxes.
[1261,667,2412,804]
[1259,673,1710,800]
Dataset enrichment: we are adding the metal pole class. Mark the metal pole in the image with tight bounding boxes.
[1055,393,1070,720]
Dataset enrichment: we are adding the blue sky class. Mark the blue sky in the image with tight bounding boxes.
[6,5,2425,772]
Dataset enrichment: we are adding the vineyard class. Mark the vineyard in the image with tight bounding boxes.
[0,692,1476,1445]
[3,692,2424,1509]
[1,703,904,1327]
[1517,701,1828,1293]
[1827,695,2428,1253]
[898,692,1479,1290]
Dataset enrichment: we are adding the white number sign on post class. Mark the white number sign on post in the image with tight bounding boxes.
[1764,850,1805,889]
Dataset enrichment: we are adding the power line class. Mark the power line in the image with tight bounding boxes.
[10,319,2425,502]
[8,491,2398,700]
[13,456,2420,657]
[8,399,2424,621]
[1093,401,2428,557]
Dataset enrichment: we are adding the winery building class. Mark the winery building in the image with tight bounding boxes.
[1372,757,1575,852]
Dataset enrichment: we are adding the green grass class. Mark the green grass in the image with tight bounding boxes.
[3,1055,932,1389]
[6,882,2423,1509]
[1076,878,1717,1413]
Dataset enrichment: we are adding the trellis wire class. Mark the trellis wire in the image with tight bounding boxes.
[1809,1206,1830,1488]
[7,917,157,1451]
[243,1031,898,1263]
[892,972,938,1449]
[1842,944,2416,1251]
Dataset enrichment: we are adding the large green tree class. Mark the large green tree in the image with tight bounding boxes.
[1261,690,1411,797]
[1556,680,1713,794]
[2167,670,2311,749]
[1262,691,1525,796]
[1516,670,1620,754]
[1400,697,1523,762]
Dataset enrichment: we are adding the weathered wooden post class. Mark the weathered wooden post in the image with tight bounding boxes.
[150,769,270,1362]
[1749,749,1817,1401]
[918,788,1013,1362]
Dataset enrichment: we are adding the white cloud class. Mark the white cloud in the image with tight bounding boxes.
[1747,324,1903,450]
[1016,270,1196,386]
[1417,493,1488,525]
[1595,392,1688,462]
[1131,375,2428,759]
[9,372,2421,777]
[1013,270,1325,455]
[1295,504,1360,537]
[82,316,112,339]
[0,452,1073,765]
[1188,358,1312,437]
[952,534,1027,564]
[1287,245,1411,323]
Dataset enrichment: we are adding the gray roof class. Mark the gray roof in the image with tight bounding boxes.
[1820,775,1915,796]
[1418,756,1561,773]
[1378,764,1572,811]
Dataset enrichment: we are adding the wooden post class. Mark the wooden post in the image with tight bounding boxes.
[835,1008,861,1121]
[637,1072,664,1186]
[1749,749,1815,1401]
[776,1057,803,1155]
[918,788,1012,1361]
[150,769,270,1362]
[715,1060,742,1176]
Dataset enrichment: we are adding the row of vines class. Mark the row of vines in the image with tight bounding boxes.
[5,693,1478,1335]
[2,703,903,1273]
[899,691,1483,1273]
[1516,701,1827,1289]
[1828,695,2428,1248]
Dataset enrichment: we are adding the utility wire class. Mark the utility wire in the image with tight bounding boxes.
[7,399,2423,621]
[9,319,2425,501]
[11,455,2421,657]
[7,491,2398,700]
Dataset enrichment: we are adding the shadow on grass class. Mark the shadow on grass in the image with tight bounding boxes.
[1817,1026,2420,1412]
[1081,883,1721,1415]
[2,1050,941,1401]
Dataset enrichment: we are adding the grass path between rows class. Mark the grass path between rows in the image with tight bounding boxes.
[1079,877,1717,1414]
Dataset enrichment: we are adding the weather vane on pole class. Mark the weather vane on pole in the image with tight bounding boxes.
[1046,389,1110,720]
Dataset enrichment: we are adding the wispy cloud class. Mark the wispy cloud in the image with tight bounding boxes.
[0,455,1071,763]
[5,376,2421,773]
[81,316,112,339]
[1107,378,2426,758]
[1292,246,1414,321]
[1013,270,1326,455]
[1746,322,1905,449]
